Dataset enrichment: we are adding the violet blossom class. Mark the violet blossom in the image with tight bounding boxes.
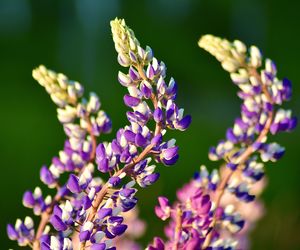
[7,17,190,250]
[148,35,296,250]
[7,19,296,250]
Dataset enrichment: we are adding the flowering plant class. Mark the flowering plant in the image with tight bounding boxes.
[7,18,296,250]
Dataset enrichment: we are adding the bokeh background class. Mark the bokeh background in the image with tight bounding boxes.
[1,0,300,249]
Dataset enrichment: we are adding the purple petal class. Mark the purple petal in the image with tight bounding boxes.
[176,115,191,131]
[129,51,138,63]
[167,79,177,98]
[273,148,285,160]
[82,196,92,210]
[79,230,91,242]
[123,94,140,107]
[40,242,51,250]
[153,107,163,123]
[108,216,123,224]
[22,191,35,208]
[91,243,106,250]
[129,67,140,81]
[40,166,55,186]
[97,158,109,173]
[119,188,136,198]
[158,196,169,209]
[96,144,106,159]
[151,133,162,146]
[282,78,292,100]
[111,140,122,154]
[227,163,238,170]
[226,128,238,143]
[110,224,127,236]
[148,237,165,250]
[162,155,179,166]
[270,123,279,134]
[7,224,18,240]
[141,81,153,99]
[155,206,169,221]
[67,174,81,193]
[146,64,155,79]
[288,117,297,131]
[124,130,136,142]
[52,205,63,217]
[50,215,67,231]
[98,208,112,219]
[162,146,178,160]
[135,133,147,147]
[141,173,160,187]
[108,176,121,187]
[120,148,132,163]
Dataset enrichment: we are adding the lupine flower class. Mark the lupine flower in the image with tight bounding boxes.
[7,17,190,249]
[148,35,296,250]
[74,18,190,249]
[199,35,296,249]
[149,177,213,249]
[7,18,296,250]
[7,65,111,248]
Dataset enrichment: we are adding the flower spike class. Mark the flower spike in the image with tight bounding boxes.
[148,35,296,250]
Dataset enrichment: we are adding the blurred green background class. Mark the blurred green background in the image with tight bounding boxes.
[1,0,299,249]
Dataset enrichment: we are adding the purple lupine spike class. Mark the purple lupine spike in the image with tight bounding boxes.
[151,179,213,249]
[8,17,191,250]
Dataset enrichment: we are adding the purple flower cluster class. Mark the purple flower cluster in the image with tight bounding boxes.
[149,181,212,249]
[7,21,296,250]
[198,35,296,210]
[7,18,190,250]
[148,35,296,250]
[73,18,190,249]
[8,65,112,249]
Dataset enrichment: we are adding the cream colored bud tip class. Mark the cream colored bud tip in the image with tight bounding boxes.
[110,18,125,30]
[32,64,45,73]
[198,34,216,48]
